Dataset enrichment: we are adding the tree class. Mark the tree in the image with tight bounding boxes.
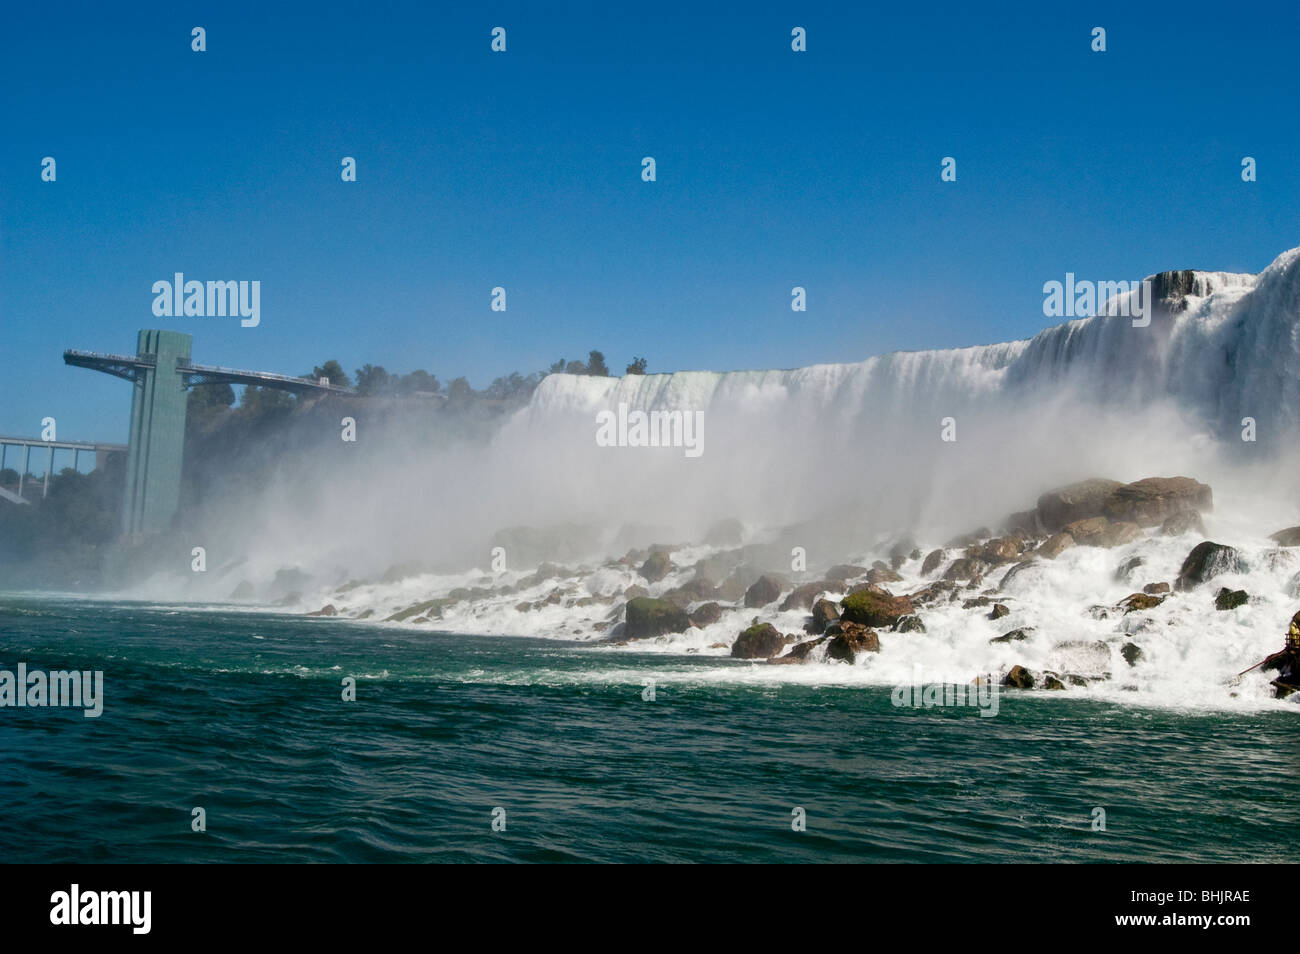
[238,385,295,419]
[398,369,439,395]
[354,364,395,396]
[446,377,475,402]
[311,360,351,388]
[586,350,609,376]
[625,357,648,375]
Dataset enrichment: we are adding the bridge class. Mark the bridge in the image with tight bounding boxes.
[0,435,127,505]
[64,330,352,539]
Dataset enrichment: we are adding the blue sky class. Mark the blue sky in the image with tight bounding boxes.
[2,1,1298,443]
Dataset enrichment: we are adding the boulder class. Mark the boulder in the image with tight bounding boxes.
[1036,478,1124,532]
[942,557,985,581]
[1036,532,1075,559]
[730,622,787,659]
[866,565,904,584]
[1114,555,1145,581]
[1103,477,1213,527]
[1175,542,1240,591]
[1120,642,1143,666]
[689,602,724,627]
[772,636,828,664]
[1270,527,1300,547]
[1142,582,1170,595]
[989,603,1010,620]
[661,574,717,605]
[1005,509,1042,536]
[893,614,927,633]
[840,588,915,627]
[1062,516,1141,548]
[779,581,833,612]
[1042,673,1067,691]
[306,604,338,617]
[968,537,1022,565]
[1161,509,1206,537]
[921,549,945,576]
[808,597,840,634]
[639,550,673,583]
[1004,665,1036,689]
[743,574,785,608]
[624,597,691,639]
[990,627,1034,644]
[1119,592,1165,613]
[1214,587,1248,611]
[825,621,881,662]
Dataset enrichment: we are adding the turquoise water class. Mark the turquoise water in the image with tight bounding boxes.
[0,595,1294,863]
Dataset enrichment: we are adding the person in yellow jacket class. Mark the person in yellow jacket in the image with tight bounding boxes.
[1260,611,1300,698]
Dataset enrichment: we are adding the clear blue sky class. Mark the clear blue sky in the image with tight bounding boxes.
[2,1,1297,443]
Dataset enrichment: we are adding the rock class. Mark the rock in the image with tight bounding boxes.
[942,557,985,581]
[1114,555,1145,582]
[1042,673,1067,691]
[1143,582,1170,595]
[1270,527,1300,547]
[715,571,750,603]
[355,609,374,620]
[624,583,649,600]
[921,549,945,576]
[893,614,926,633]
[639,550,673,583]
[624,597,691,639]
[1004,665,1036,689]
[908,580,959,606]
[730,622,787,659]
[1063,516,1140,548]
[743,574,785,608]
[1036,478,1124,532]
[888,537,919,564]
[306,604,338,617]
[808,597,840,634]
[1119,592,1165,613]
[1214,587,1248,611]
[840,588,915,627]
[661,574,717,606]
[825,621,881,662]
[826,564,868,582]
[1103,477,1213,527]
[968,537,1022,565]
[990,627,1034,644]
[780,581,834,612]
[866,565,904,584]
[1175,541,1240,591]
[1086,605,1113,620]
[772,636,828,664]
[385,598,452,622]
[997,560,1042,591]
[1161,509,1206,537]
[1036,532,1075,559]
[989,603,1010,620]
[1120,642,1143,666]
[689,602,723,627]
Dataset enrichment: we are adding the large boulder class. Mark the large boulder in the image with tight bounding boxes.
[968,537,1022,565]
[639,550,673,583]
[730,622,787,659]
[1161,509,1206,537]
[1103,477,1213,527]
[1119,592,1165,613]
[661,574,717,605]
[1175,542,1240,591]
[624,597,691,638]
[920,549,945,576]
[942,557,985,581]
[1270,527,1300,547]
[1037,532,1075,559]
[808,597,840,634]
[826,564,869,582]
[825,621,880,663]
[689,602,724,627]
[743,574,785,608]
[1214,587,1248,611]
[1004,665,1036,689]
[779,581,834,612]
[840,588,914,627]
[1036,478,1123,532]
[1062,516,1141,548]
